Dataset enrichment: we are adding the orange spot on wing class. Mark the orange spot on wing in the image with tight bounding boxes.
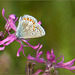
[33,25,35,28]
[23,18,26,20]
[33,28,35,30]
[37,27,39,29]
[33,22,35,24]
[27,18,29,20]
[30,19,32,21]
[32,20,34,22]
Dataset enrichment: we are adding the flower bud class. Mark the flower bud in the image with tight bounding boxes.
[0,31,4,40]
[5,14,16,32]
[25,60,36,75]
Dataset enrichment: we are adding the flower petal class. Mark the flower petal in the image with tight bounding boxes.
[55,64,75,73]
[2,9,5,17]
[17,45,23,57]
[33,69,43,75]
[0,36,11,45]
[22,40,40,50]
[55,58,75,72]
[42,73,49,75]
[56,55,64,63]
[27,50,45,63]
[27,54,36,60]
[63,58,75,67]
[2,9,17,31]
[37,57,45,63]
[0,45,5,50]
[0,34,15,45]
[4,36,15,45]
[16,40,28,57]
[51,49,55,61]
[32,43,40,49]
[9,14,16,19]
[47,51,51,61]
[14,17,18,23]
[38,21,41,25]
[38,44,43,50]
[36,51,43,58]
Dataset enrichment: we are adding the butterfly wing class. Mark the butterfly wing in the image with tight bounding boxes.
[16,15,45,39]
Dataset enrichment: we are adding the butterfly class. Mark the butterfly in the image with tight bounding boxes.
[16,15,45,39]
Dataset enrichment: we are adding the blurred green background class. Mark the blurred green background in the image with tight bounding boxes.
[0,0,75,75]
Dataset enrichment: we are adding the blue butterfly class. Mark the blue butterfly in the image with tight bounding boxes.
[16,15,45,38]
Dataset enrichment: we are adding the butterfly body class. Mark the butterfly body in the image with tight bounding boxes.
[16,15,45,39]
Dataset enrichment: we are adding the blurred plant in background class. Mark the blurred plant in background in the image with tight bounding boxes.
[0,52,11,74]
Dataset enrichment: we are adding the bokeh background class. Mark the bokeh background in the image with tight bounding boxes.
[0,0,75,75]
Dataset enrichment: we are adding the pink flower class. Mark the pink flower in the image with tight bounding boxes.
[38,21,41,25]
[27,49,75,75]
[2,9,17,32]
[0,9,42,57]
[27,45,45,63]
